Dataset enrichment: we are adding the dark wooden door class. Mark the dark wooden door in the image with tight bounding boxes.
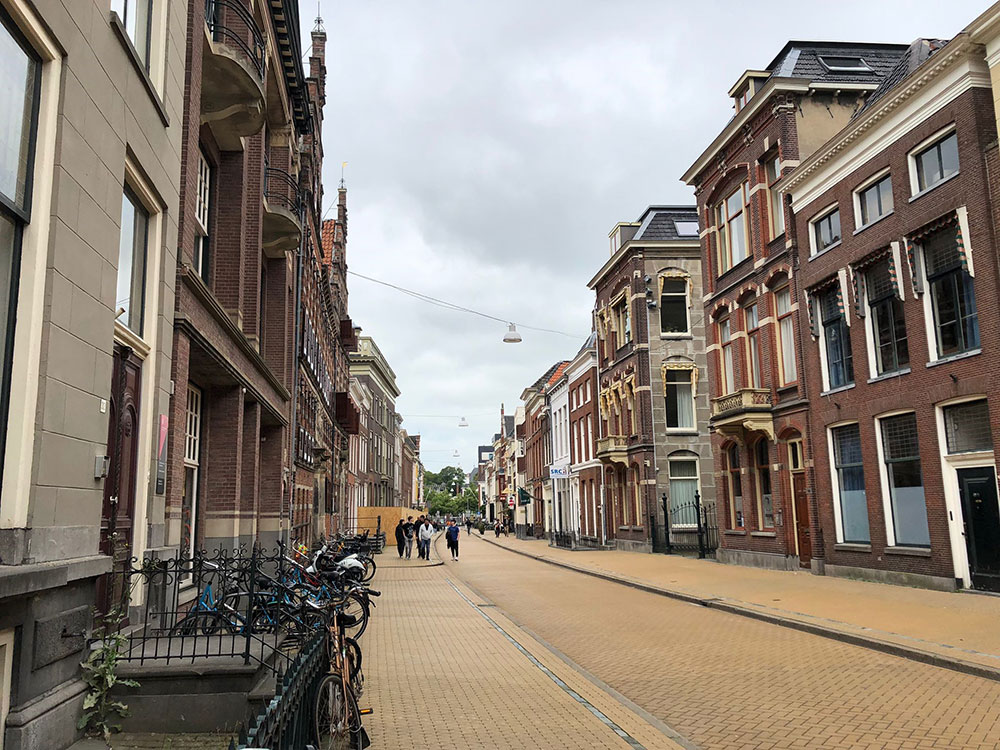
[98,345,142,614]
[793,472,811,568]
[958,467,1000,592]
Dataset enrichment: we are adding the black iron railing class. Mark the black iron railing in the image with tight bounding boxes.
[205,0,265,80]
[103,544,306,674]
[265,166,301,216]
[653,492,719,558]
[230,631,328,750]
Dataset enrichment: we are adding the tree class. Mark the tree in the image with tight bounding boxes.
[424,466,466,495]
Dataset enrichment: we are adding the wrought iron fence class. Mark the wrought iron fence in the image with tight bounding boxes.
[103,543,308,673]
[204,0,265,79]
[229,631,328,750]
[652,492,719,558]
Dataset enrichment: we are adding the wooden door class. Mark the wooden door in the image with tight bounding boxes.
[98,345,142,614]
[792,472,811,567]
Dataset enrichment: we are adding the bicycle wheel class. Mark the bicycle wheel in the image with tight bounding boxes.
[344,636,363,695]
[169,610,236,636]
[360,557,376,582]
[314,674,361,750]
[341,593,369,639]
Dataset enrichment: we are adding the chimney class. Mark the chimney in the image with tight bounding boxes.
[310,15,327,104]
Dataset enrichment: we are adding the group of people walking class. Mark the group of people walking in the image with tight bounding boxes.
[394,516,435,561]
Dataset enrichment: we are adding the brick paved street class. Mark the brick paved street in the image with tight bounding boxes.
[407,534,1000,750]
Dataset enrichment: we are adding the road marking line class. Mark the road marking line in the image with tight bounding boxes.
[446,578,648,750]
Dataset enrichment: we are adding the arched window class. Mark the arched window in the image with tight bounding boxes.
[726,444,744,529]
[755,439,774,529]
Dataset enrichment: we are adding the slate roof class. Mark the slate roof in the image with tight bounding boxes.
[504,415,515,437]
[765,41,909,84]
[854,39,950,117]
[634,206,699,242]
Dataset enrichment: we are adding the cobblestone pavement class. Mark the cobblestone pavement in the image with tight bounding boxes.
[364,539,686,750]
[484,535,1000,674]
[441,535,1000,750]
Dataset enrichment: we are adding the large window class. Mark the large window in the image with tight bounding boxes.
[754,439,774,529]
[879,413,930,547]
[660,278,689,334]
[182,385,202,562]
[857,174,893,227]
[117,188,149,335]
[719,316,735,395]
[775,284,797,384]
[922,224,979,358]
[668,457,699,527]
[831,424,870,543]
[913,131,959,193]
[820,288,853,389]
[664,368,695,430]
[112,0,153,70]
[614,296,631,348]
[744,301,761,388]
[726,444,743,529]
[866,258,908,375]
[0,13,40,486]
[194,149,212,279]
[765,155,784,239]
[943,399,992,454]
[716,183,747,273]
[812,208,841,255]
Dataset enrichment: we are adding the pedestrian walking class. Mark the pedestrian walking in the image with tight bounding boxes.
[394,518,405,558]
[494,520,500,538]
[445,520,460,560]
[414,515,426,559]
[403,516,415,559]
[465,518,472,536]
[418,517,434,560]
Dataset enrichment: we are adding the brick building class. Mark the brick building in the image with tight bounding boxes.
[349,336,400,507]
[520,363,567,537]
[682,42,907,570]
[345,376,371,531]
[589,207,710,552]
[566,336,602,545]
[782,34,1000,591]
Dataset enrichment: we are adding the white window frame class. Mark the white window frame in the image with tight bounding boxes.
[765,154,785,240]
[719,316,735,395]
[852,168,893,231]
[659,274,691,337]
[862,255,909,380]
[774,283,797,385]
[194,148,211,278]
[808,204,842,257]
[907,124,959,198]
[716,183,748,274]
[875,409,929,548]
[663,366,697,432]
[827,420,868,545]
[110,0,169,95]
[667,455,701,529]
[182,384,202,564]
[744,300,761,389]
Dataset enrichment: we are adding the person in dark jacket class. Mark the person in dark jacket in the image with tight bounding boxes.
[445,519,461,560]
[394,519,406,558]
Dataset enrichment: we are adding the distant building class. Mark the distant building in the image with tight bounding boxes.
[349,336,400,507]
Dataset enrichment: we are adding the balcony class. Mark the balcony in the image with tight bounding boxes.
[262,166,302,256]
[202,0,266,150]
[596,435,628,466]
[710,388,775,440]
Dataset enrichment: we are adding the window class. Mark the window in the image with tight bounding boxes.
[812,208,841,254]
[879,413,930,547]
[765,155,785,238]
[922,224,979,358]
[866,258,908,375]
[0,11,40,487]
[735,85,751,111]
[614,296,631,348]
[668,457,699,527]
[112,0,153,70]
[831,423,870,543]
[673,220,699,237]
[774,284,797,384]
[194,149,212,279]
[726,444,743,529]
[914,131,959,193]
[664,369,695,430]
[182,385,202,563]
[660,278,688,334]
[943,399,993,454]
[820,288,853,389]
[719,316,735,394]
[117,188,149,335]
[787,437,803,472]
[857,174,893,227]
[716,183,747,273]
[755,439,774,529]
[744,301,761,388]
[818,55,873,73]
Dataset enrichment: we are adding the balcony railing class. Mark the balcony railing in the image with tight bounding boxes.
[205,0,265,80]
[264,166,301,216]
[711,388,773,418]
[596,435,628,465]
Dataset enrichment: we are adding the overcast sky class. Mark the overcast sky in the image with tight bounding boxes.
[313,0,979,472]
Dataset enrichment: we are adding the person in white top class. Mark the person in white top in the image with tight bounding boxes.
[418,518,435,559]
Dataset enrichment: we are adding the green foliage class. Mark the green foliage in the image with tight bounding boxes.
[78,608,140,743]
[424,466,467,494]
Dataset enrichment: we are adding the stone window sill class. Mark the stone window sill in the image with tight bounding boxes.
[724,529,746,536]
[821,383,856,397]
[885,545,932,557]
[908,171,960,203]
[834,543,872,553]
[926,349,981,368]
[751,531,777,537]
[868,368,910,384]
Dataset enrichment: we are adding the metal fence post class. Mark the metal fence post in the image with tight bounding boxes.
[243,546,256,665]
[649,512,657,553]
[695,490,706,559]
[662,493,673,555]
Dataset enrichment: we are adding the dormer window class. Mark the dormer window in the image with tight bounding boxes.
[735,85,751,111]
[610,227,622,254]
[817,55,873,74]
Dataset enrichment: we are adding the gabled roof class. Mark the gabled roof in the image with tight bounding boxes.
[854,38,949,117]
[529,361,569,392]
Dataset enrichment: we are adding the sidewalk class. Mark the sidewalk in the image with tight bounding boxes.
[479,535,1000,680]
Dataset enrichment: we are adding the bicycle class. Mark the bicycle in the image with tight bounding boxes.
[314,609,371,749]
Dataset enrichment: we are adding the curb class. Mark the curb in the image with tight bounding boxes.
[476,535,1000,684]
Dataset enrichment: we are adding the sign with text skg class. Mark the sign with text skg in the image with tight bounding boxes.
[549,466,570,479]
